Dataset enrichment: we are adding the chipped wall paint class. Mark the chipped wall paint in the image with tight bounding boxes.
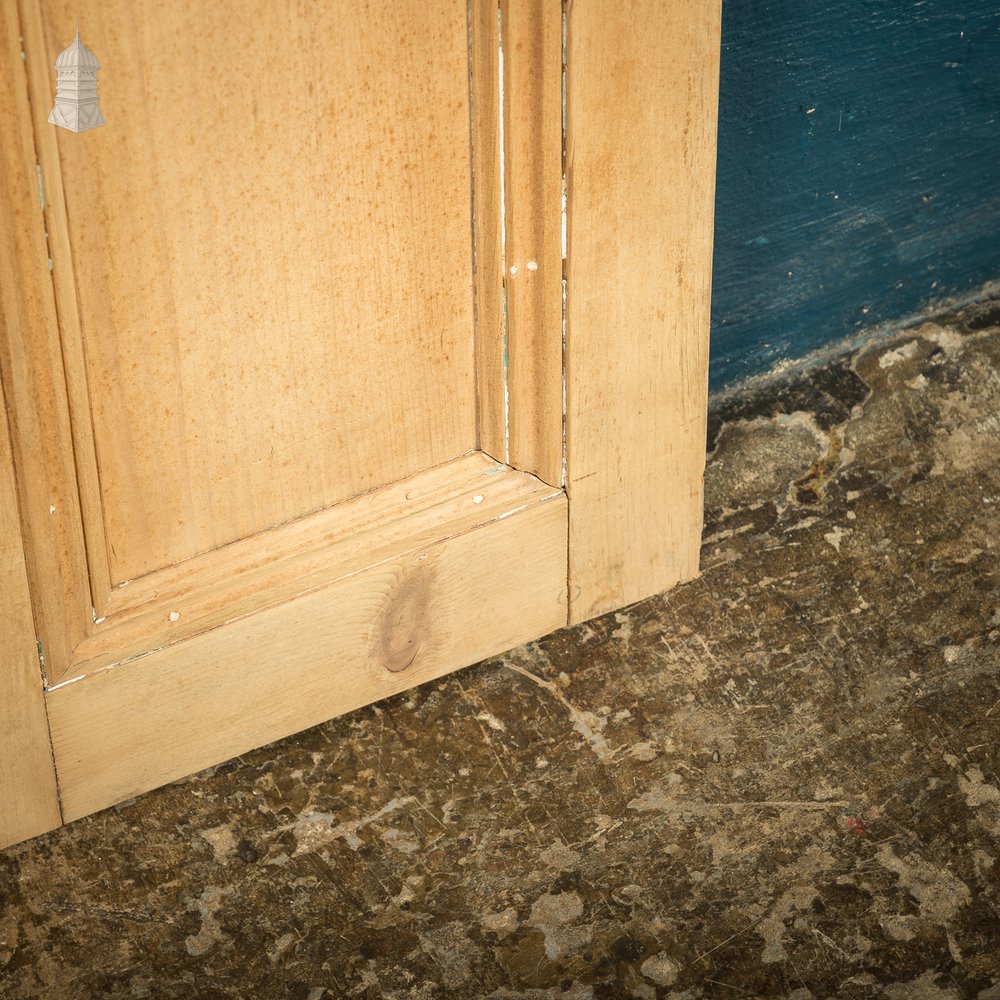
[710,0,1000,388]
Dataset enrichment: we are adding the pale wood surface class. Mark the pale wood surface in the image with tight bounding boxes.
[31,0,477,585]
[49,470,567,822]
[564,0,721,623]
[60,453,543,681]
[503,0,564,486]
[0,2,92,677]
[0,379,61,849]
[471,0,506,464]
[1,2,721,839]
[18,0,113,615]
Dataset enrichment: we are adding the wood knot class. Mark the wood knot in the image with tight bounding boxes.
[375,563,434,674]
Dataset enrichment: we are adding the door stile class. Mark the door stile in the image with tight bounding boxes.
[564,0,721,624]
[0,373,61,849]
[0,0,95,681]
[19,0,115,629]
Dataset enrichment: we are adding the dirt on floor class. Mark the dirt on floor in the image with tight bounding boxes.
[2,301,999,999]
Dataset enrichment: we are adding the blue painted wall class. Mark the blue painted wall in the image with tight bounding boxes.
[710,1,1000,388]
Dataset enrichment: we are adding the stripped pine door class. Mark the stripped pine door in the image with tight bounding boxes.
[0,0,721,847]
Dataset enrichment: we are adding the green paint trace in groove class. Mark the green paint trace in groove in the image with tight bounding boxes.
[35,164,44,212]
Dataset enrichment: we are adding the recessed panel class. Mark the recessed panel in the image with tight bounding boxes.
[44,0,476,582]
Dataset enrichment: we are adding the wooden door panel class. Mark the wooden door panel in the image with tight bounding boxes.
[0,0,720,848]
[40,0,477,583]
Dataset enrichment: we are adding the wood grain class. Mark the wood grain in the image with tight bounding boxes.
[18,0,113,616]
[0,380,61,849]
[564,0,721,623]
[48,465,568,822]
[471,0,506,464]
[0,0,92,677]
[31,0,478,584]
[502,0,564,486]
[2,0,721,841]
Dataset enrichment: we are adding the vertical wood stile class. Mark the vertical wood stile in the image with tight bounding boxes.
[470,0,506,463]
[502,0,564,486]
[564,0,721,623]
[0,1,93,678]
[0,386,62,848]
[18,0,114,617]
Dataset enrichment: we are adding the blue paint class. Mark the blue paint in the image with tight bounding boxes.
[710,1,1000,388]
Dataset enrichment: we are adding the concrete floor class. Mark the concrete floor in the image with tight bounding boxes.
[2,303,999,999]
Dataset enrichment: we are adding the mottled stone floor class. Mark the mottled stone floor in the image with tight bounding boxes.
[3,303,1000,999]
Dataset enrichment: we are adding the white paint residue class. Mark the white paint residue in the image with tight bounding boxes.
[641,954,680,988]
[878,340,919,368]
[876,844,971,924]
[48,643,170,690]
[481,907,518,939]
[45,673,85,692]
[506,661,611,760]
[628,741,660,762]
[381,826,420,854]
[472,494,484,504]
[49,505,56,514]
[185,886,229,956]
[509,263,518,275]
[199,824,236,863]
[824,525,850,553]
[495,502,531,521]
[561,185,567,260]
[168,610,180,622]
[288,796,418,855]
[527,260,538,271]
[528,890,589,959]
[958,766,1000,809]
[924,326,965,354]
[475,711,506,732]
